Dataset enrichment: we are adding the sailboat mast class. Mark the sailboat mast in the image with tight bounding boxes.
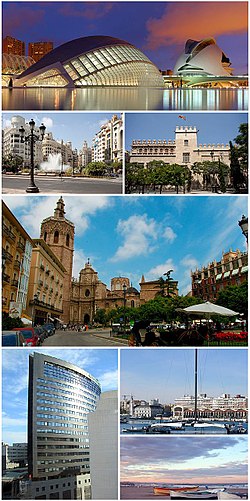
[194,349,198,421]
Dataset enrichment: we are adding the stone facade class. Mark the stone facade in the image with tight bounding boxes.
[191,250,248,301]
[140,274,179,304]
[40,197,75,323]
[129,125,230,187]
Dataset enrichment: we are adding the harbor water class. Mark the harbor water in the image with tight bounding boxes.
[120,420,248,435]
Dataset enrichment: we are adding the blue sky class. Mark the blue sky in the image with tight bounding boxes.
[2,113,119,151]
[3,195,247,295]
[121,436,248,484]
[2,348,118,444]
[125,113,247,149]
[120,349,248,402]
[3,2,248,74]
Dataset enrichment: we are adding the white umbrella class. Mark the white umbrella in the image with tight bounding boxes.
[181,301,238,316]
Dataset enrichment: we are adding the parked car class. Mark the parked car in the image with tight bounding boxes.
[35,326,48,343]
[2,330,27,346]
[43,323,55,336]
[13,327,41,346]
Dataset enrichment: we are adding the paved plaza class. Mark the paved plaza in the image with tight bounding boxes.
[2,174,122,194]
[42,328,127,347]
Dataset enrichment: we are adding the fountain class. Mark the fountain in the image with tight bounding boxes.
[39,153,70,174]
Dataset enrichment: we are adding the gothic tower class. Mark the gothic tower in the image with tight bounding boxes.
[40,197,75,323]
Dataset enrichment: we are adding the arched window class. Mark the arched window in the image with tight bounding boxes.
[66,233,70,247]
[131,300,135,308]
[85,289,90,297]
[44,232,47,242]
[54,231,59,243]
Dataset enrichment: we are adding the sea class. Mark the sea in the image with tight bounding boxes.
[120,484,248,499]
[120,420,248,435]
[2,87,248,111]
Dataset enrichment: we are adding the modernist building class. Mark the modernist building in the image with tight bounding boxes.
[28,352,101,497]
[88,391,118,500]
[3,36,25,56]
[2,202,33,319]
[174,38,233,78]
[129,125,230,171]
[28,42,54,62]
[2,115,43,167]
[6,443,28,467]
[26,239,66,325]
[173,393,248,420]
[40,198,75,323]
[16,35,164,87]
[191,250,248,301]
[92,114,123,165]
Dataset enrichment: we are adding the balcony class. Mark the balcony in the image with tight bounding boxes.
[11,279,18,287]
[45,269,50,275]
[8,229,16,242]
[44,284,48,290]
[38,280,43,287]
[50,288,53,294]
[14,259,21,270]
[3,223,9,236]
[40,264,45,271]
[3,250,13,262]
[17,240,25,252]
[3,273,10,283]
[51,274,55,280]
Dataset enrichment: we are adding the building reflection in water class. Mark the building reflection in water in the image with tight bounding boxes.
[2,87,248,111]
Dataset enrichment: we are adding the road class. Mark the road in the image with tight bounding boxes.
[42,328,127,346]
[2,175,122,194]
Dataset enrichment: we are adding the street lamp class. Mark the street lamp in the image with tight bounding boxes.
[123,283,127,333]
[238,215,248,243]
[19,119,46,193]
[32,293,39,326]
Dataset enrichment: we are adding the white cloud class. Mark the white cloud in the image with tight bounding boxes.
[163,226,177,242]
[41,117,53,129]
[98,369,118,391]
[3,118,11,128]
[3,196,112,238]
[181,255,199,270]
[3,431,27,444]
[110,214,158,262]
[146,259,176,281]
[2,413,27,428]
[73,249,88,278]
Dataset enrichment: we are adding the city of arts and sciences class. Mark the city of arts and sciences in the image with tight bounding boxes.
[2,1,248,111]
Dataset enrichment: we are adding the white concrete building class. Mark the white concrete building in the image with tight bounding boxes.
[79,141,92,168]
[173,393,248,419]
[2,115,43,167]
[42,132,75,166]
[88,391,118,499]
[92,115,123,164]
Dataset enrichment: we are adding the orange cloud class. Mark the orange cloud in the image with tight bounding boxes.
[146,2,248,49]
[59,2,114,20]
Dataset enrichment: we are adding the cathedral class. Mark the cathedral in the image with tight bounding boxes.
[40,198,178,325]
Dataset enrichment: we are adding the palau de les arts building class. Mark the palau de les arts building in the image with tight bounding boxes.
[2,35,246,88]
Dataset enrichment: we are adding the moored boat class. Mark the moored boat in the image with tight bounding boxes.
[169,489,225,499]
[153,486,199,495]
[217,492,245,499]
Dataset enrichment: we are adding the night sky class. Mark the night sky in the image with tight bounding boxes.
[2,2,248,74]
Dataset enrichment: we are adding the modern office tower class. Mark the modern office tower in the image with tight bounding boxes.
[28,353,101,497]
[40,197,75,324]
[88,391,118,500]
[3,36,25,55]
[28,41,53,62]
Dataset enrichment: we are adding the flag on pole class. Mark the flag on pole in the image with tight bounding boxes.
[178,115,186,120]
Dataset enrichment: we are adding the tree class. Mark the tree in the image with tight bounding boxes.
[2,154,23,173]
[191,160,229,191]
[234,123,248,170]
[229,141,244,191]
[85,162,107,177]
[94,308,108,325]
[216,282,248,319]
[2,312,24,330]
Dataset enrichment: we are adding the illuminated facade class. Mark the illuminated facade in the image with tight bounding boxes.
[28,352,101,481]
[3,36,25,56]
[28,41,54,62]
[17,35,164,87]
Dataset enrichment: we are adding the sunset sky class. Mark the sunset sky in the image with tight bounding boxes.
[120,436,248,484]
[2,2,248,74]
